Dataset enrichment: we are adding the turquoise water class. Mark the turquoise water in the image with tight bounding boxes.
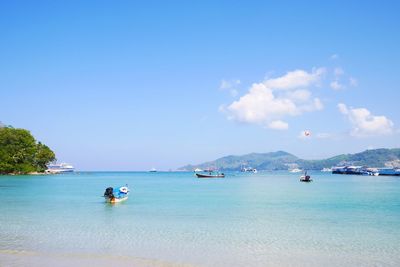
[0,171,399,266]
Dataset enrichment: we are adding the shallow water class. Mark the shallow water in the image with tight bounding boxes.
[0,171,399,266]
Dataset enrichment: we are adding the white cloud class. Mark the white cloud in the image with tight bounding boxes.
[220,79,241,97]
[225,84,297,124]
[329,65,358,91]
[338,103,348,114]
[285,89,311,102]
[338,103,394,137]
[330,80,344,90]
[268,120,289,130]
[330,68,347,90]
[263,68,325,90]
[222,69,324,130]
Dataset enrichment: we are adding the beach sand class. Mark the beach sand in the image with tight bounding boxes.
[0,249,196,267]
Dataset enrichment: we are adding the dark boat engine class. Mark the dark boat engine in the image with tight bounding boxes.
[104,187,114,199]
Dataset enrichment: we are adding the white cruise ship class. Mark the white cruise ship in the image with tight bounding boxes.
[46,163,74,174]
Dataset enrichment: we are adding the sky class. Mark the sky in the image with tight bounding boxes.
[1,1,399,170]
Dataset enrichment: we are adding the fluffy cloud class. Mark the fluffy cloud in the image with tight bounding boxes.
[222,69,324,129]
[338,103,394,137]
[263,68,325,90]
[285,89,311,102]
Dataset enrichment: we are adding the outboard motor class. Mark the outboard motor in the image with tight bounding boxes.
[104,187,114,199]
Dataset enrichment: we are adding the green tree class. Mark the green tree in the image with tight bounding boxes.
[34,142,56,172]
[0,127,56,174]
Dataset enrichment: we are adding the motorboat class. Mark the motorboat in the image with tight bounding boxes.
[332,166,362,175]
[103,185,130,203]
[332,166,379,176]
[241,166,258,173]
[300,171,312,182]
[196,171,225,178]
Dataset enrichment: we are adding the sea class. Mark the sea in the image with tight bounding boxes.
[0,171,399,267]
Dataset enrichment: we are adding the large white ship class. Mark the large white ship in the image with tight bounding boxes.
[46,163,74,174]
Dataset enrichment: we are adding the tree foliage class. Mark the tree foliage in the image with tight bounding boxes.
[0,127,56,174]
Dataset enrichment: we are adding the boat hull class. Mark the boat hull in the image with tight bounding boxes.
[104,196,128,203]
[300,175,312,182]
[377,168,400,176]
[196,173,225,178]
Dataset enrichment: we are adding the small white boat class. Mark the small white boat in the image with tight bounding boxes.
[241,166,258,173]
[362,168,380,176]
[46,163,74,174]
[194,168,203,172]
[104,186,130,203]
[321,167,332,172]
[290,168,302,173]
[300,171,312,182]
[149,168,157,172]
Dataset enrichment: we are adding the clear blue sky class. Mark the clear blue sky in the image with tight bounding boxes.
[1,1,399,170]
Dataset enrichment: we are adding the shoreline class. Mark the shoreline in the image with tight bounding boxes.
[0,172,49,176]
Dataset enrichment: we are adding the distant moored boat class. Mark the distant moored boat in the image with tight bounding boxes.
[300,171,312,182]
[46,163,74,174]
[196,171,225,178]
[241,166,258,173]
[377,168,400,176]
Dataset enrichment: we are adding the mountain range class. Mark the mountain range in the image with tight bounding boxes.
[179,148,400,171]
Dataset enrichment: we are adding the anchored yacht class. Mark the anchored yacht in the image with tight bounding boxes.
[46,163,74,174]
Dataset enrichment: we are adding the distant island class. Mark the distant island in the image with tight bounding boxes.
[0,124,56,175]
[180,149,400,171]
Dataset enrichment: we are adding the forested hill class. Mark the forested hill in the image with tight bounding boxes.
[180,149,400,171]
